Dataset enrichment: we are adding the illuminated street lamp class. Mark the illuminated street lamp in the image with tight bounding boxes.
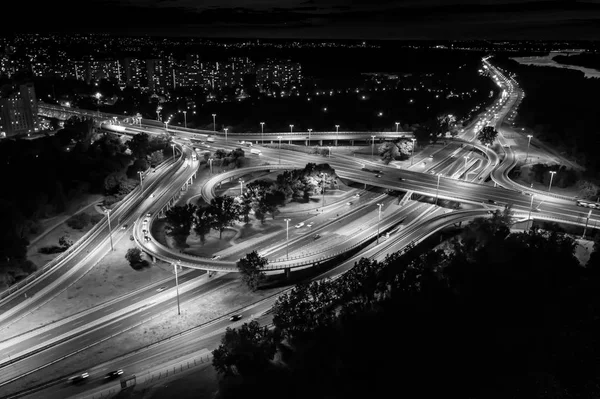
[548,171,557,192]
[335,125,340,145]
[171,143,176,159]
[284,218,291,259]
[183,110,187,129]
[289,124,294,134]
[411,138,417,165]
[105,208,114,251]
[308,128,312,145]
[239,179,244,195]
[164,121,168,132]
[212,114,216,132]
[260,122,265,145]
[376,203,384,244]
[395,122,399,133]
[371,135,376,159]
[137,170,144,193]
[526,134,533,163]
[278,135,282,164]
[435,173,442,206]
[224,128,228,143]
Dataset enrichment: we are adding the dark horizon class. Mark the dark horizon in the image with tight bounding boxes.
[2,0,600,40]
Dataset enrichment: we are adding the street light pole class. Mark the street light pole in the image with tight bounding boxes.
[290,124,294,134]
[212,114,216,132]
[321,173,326,207]
[582,209,592,239]
[105,209,114,251]
[277,136,282,164]
[526,134,533,163]
[435,174,442,206]
[528,194,535,230]
[260,122,265,146]
[239,179,244,195]
[395,122,399,133]
[371,135,376,159]
[335,125,339,146]
[308,128,312,146]
[224,128,228,143]
[164,122,168,132]
[171,143,176,159]
[173,260,181,316]
[376,203,383,244]
[548,171,557,192]
[411,138,416,166]
[284,219,291,259]
[138,171,144,193]
[183,110,187,129]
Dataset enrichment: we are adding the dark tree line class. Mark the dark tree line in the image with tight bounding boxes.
[213,209,600,399]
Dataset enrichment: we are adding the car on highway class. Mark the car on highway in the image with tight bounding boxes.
[211,255,221,260]
[146,213,152,217]
[354,193,361,197]
[69,372,89,384]
[375,174,382,178]
[105,369,123,380]
[121,224,128,230]
[306,222,314,227]
[229,314,242,322]
[156,287,166,292]
[143,218,149,224]
[346,202,353,205]
[313,234,321,240]
[295,222,304,228]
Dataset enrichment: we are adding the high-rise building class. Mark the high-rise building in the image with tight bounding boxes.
[0,82,40,138]
[124,57,148,90]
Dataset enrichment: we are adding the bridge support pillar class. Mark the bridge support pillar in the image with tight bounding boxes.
[288,140,291,145]
[319,140,323,146]
[285,268,290,279]
[335,139,338,146]
[350,140,354,146]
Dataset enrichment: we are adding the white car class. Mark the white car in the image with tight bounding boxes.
[295,222,304,228]
[306,222,314,227]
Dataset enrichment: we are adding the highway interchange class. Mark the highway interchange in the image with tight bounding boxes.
[0,58,596,398]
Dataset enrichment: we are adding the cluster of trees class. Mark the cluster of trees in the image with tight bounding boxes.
[163,164,337,247]
[515,163,579,189]
[213,209,600,398]
[378,139,414,163]
[210,147,247,170]
[477,125,499,146]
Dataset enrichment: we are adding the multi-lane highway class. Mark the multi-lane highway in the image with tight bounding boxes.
[3,57,594,398]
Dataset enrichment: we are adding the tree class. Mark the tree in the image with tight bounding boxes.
[125,247,143,266]
[477,126,498,146]
[193,207,212,244]
[577,180,599,200]
[207,196,239,239]
[164,204,197,247]
[237,194,253,224]
[237,251,268,290]
[212,320,280,377]
[58,233,73,249]
[378,140,412,164]
[148,150,164,167]
[127,132,150,159]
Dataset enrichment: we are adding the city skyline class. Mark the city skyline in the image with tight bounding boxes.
[3,0,600,39]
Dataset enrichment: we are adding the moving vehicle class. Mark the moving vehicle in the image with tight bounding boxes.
[306,222,314,227]
[105,369,123,380]
[576,199,600,210]
[354,193,361,197]
[346,202,353,205]
[295,222,304,228]
[229,315,242,321]
[156,287,166,292]
[69,373,89,384]
[313,234,321,240]
[211,255,221,260]
[250,148,262,155]
[121,224,128,230]
[146,213,152,217]
[207,137,215,142]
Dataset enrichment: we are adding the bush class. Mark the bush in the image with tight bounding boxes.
[38,245,66,254]
[103,195,120,207]
[66,213,91,230]
[90,214,104,224]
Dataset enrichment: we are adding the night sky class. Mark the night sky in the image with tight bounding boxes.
[5,0,600,39]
